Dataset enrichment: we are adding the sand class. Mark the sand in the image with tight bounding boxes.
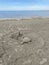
[0,17,49,65]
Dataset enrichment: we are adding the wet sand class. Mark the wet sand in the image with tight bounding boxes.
[0,17,49,65]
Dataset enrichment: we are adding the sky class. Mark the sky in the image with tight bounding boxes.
[0,0,49,10]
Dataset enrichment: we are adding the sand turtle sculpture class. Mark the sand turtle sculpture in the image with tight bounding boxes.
[0,28,45,65]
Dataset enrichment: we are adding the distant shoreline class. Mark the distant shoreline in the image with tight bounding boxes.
[0,16,49,20]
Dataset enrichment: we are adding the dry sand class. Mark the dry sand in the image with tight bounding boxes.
[0,17,49,65]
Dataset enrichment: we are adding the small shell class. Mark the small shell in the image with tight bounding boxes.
[40,58,47,64]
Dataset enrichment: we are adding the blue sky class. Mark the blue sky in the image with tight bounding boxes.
[0,0,49,10]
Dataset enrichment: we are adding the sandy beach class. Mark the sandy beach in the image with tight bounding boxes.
[0,17,49,65]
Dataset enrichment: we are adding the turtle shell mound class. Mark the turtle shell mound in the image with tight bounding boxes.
[0,28,44,65]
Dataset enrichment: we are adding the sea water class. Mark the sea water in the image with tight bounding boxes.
[0,10,49,18]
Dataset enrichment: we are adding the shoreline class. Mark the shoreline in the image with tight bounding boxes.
[0,16,49,20]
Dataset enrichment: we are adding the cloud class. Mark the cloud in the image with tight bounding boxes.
[0,5,49,11]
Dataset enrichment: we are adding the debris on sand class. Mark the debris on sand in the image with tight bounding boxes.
[0,58,3,65]
[10,31,23,40]
[0,33,3,39]
[0,47,4,58]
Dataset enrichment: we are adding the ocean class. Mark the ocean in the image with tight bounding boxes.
[0,10,49,18]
